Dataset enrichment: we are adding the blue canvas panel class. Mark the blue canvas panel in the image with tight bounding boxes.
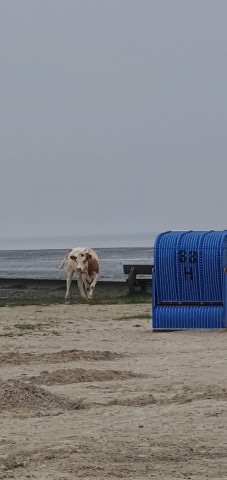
[152,231,227,330]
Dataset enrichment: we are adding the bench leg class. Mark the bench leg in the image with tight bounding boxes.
[128,267,136,294]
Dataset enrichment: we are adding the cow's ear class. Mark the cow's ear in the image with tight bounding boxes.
[70,255,77,261]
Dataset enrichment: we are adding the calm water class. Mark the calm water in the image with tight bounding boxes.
[0,247,154,281]
[0,233,155,281]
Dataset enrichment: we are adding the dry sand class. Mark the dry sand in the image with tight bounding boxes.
[0,302,227,479]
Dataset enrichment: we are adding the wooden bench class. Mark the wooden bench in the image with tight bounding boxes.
[123,264,153,294]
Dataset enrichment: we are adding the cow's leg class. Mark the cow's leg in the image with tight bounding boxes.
[87,273,99,301]
[77,274,87,300]
[65,270,73,303]
[81,274,90,299]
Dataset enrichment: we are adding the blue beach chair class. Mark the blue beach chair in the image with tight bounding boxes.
[152,231,227,330]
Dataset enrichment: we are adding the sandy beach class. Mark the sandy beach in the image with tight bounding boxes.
[0,302,226,479]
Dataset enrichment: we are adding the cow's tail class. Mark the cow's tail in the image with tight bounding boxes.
[58,249,72,270]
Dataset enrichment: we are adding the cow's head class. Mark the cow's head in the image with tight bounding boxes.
[70,252,92,273]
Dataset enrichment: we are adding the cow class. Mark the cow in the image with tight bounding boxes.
[59,247,99,302]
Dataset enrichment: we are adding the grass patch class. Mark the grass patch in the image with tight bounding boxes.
[14,323,36,331]
[114,313,151,321]
[90,293,151,305]
[0,332,14,337]
[13,322,58,334]
[0,293,151,308]
[3,459,24,471]
[0,298,64,308]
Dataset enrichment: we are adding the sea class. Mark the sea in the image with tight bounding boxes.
[0,233,156,281]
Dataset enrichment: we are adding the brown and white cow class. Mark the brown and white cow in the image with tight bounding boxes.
[59,247,99,302]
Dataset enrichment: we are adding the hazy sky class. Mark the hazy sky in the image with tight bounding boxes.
[1,0,227,242]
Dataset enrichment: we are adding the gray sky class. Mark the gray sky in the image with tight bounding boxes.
[1,0,227,242]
